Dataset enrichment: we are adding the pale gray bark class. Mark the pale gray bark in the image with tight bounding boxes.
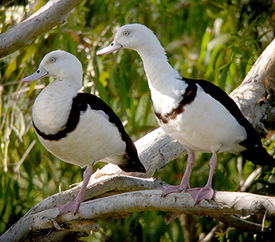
[230,39,275,133]
[1,174,275,241]
[1,3,275,241]
[0,0,84,58]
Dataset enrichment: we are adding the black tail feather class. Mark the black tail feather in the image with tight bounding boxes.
[241,146,275,167]
[118,157,146,173]
[118,133,146,173]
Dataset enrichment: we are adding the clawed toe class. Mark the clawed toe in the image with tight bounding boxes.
[159,184,189,197]
[189,186,214,205]
[56,200,81,216]
[186,187,201,201]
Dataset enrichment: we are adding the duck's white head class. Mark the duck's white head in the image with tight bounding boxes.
[22,50,83,91]
[97,24,166,59]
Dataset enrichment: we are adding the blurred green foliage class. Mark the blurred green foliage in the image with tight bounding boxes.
[1,0,275,241]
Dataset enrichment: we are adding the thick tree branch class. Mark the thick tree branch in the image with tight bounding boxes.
[2,182,275,242]
[2,15,275,241]
[0,0,84,58]
[230,39,275,133]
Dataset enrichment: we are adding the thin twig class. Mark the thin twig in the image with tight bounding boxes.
[15,140,36,173]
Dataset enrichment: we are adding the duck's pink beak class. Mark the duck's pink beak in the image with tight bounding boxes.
[96,39,123,55]
[21,66,49,83]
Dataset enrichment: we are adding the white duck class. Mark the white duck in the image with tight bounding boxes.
[97,24,274,205]
[22,50,145,215]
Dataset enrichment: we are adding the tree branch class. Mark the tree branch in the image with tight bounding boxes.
[2,9,275,240]
[0,0,84,58]
[230,39,275,133]
[2,179,275,242]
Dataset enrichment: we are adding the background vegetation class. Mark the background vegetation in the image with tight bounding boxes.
[1,0,275,241]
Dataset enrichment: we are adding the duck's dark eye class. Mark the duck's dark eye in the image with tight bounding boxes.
[111,42,114,46]
[49,57,56,63]
[123,31,129,36]
[36,69,40,73]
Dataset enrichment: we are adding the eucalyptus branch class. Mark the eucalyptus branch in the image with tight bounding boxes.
[230,38,275,133]
[0,0,84,58]
[1,10,275,242]
[2,183,275,242]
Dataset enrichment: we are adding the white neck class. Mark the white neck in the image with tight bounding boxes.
[138,52,182,96]
[32,80,79,135]
[56,71,82,92]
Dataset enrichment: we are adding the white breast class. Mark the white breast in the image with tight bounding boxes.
[33,80,126,168]
[148,76,188,115]
[38,107,126,167]
[32,81,74,135]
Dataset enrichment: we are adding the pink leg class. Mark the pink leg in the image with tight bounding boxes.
[56,166,93,215]
[161,151,196,197]
[189,153,216,205]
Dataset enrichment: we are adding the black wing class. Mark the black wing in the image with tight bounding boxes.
[76,93,145,172]
[182,77,274,166]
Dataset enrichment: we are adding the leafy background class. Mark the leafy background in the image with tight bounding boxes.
[1,0,275,241]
